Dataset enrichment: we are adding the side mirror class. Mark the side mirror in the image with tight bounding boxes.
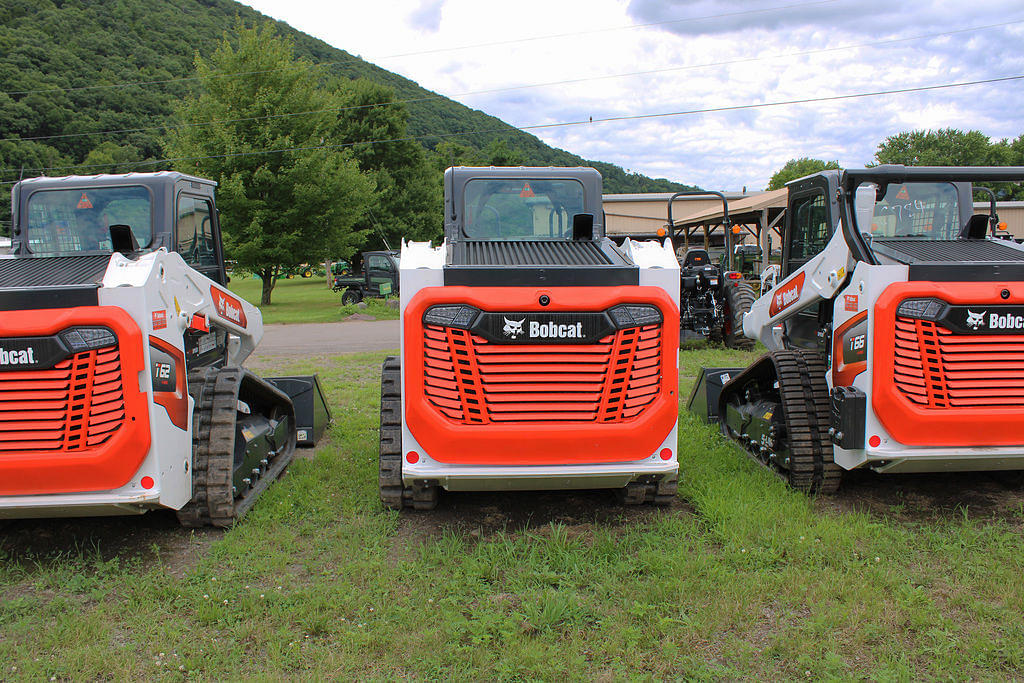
[109,224,138,254]
[854,184,877,233]
[571,213,594,240]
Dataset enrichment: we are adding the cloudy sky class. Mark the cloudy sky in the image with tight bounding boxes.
[239,0,1024,190]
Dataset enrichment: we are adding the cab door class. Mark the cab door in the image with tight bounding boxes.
[365,253,397,297]
[175,193,226,285]
[780,183,834,349]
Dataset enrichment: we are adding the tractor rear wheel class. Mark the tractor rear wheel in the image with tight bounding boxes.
[723,280,756,349]
[379,356,439,510]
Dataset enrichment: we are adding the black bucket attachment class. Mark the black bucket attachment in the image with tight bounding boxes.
[265,375,332,446]
[687,367,745,424]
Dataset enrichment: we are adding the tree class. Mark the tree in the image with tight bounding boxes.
[873,128,998,166]
[162,23,375,304]
[768,158,840,190]
[875,129,1024,198]
[331,79,441,249]
[81,141,140,174]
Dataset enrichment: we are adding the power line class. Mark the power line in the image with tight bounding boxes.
[0,0,841,97]
[0,72,1019,179]
[3,17,1021,147]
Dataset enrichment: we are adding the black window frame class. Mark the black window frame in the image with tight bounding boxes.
[783,189,832,277]
[174,190,226,285]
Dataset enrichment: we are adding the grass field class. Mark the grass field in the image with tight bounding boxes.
[3,347,1024,679]
[228,274,399,324]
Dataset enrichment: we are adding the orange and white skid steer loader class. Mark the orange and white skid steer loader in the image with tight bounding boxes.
[0,172,328,526]
[690,165,1024,493]
[380,167,680,509]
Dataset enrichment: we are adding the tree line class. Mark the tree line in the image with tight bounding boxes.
[769,130,1024,191]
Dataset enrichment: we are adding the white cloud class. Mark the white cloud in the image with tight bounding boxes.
[240,0,1024,190]
[408,0,445,32]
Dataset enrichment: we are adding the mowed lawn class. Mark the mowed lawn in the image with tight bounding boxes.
[3,347,1024,679]
[228,274,398,324]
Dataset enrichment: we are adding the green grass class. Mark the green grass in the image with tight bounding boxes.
[4,347,1024,679]
[227,275,399,324]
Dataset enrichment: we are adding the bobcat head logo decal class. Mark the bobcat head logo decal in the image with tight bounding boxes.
[503,317,525,339]
[966,309,986,330]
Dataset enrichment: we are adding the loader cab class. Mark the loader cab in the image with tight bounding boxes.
[12,172,228,285]
[442,167,636,287]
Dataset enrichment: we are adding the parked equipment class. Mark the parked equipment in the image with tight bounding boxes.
[381,167,680,509]
[0,172,327,525]
[668,191,755,348]
[690,165,1024,493]
[333,250,400,304]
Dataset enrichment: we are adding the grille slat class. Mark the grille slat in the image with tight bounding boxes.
[0,347,124,453]
[894,316,1024,408]
[422,322,661,423]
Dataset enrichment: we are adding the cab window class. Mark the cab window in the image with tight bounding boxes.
[787,192,830,273]
[177,195,217,267]
[26,186,152,254]
[463,179,585,239]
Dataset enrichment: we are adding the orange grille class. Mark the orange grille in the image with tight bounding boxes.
[423,324,662,423]
[0,345,125,452]
[894,316,1024,408]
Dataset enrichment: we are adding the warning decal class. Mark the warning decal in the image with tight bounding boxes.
[152,310,167,330]
[519,183,535,198]
[76,193,93,209]
[894,185,910,200]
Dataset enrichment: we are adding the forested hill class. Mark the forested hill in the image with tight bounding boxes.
[0,0,694,193]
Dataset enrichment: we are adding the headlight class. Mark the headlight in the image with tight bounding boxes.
[59,326,117,352]
[896,298,944,320]
[607,304,663,328]
[423,305,480,329]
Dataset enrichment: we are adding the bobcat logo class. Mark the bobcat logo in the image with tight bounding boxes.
[966,309,986,330]
[502,317,525,339]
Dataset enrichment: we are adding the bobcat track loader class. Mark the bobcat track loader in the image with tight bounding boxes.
[689,165,1024,492]
[380,167,680,509]
[0,172,328,526]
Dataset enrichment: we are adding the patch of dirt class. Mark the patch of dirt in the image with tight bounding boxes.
[388,489,695,562]
[0,511,222,577]
[816,469,1024,523]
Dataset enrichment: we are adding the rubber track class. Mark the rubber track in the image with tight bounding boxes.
[179,367,296,527]
[773,350,842,493]
[205,369,245,527]
[724,281,756,350]
[379,356,439,511]
[379,356,404,510]
[620,474,679,506]
[175,367,220,528]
